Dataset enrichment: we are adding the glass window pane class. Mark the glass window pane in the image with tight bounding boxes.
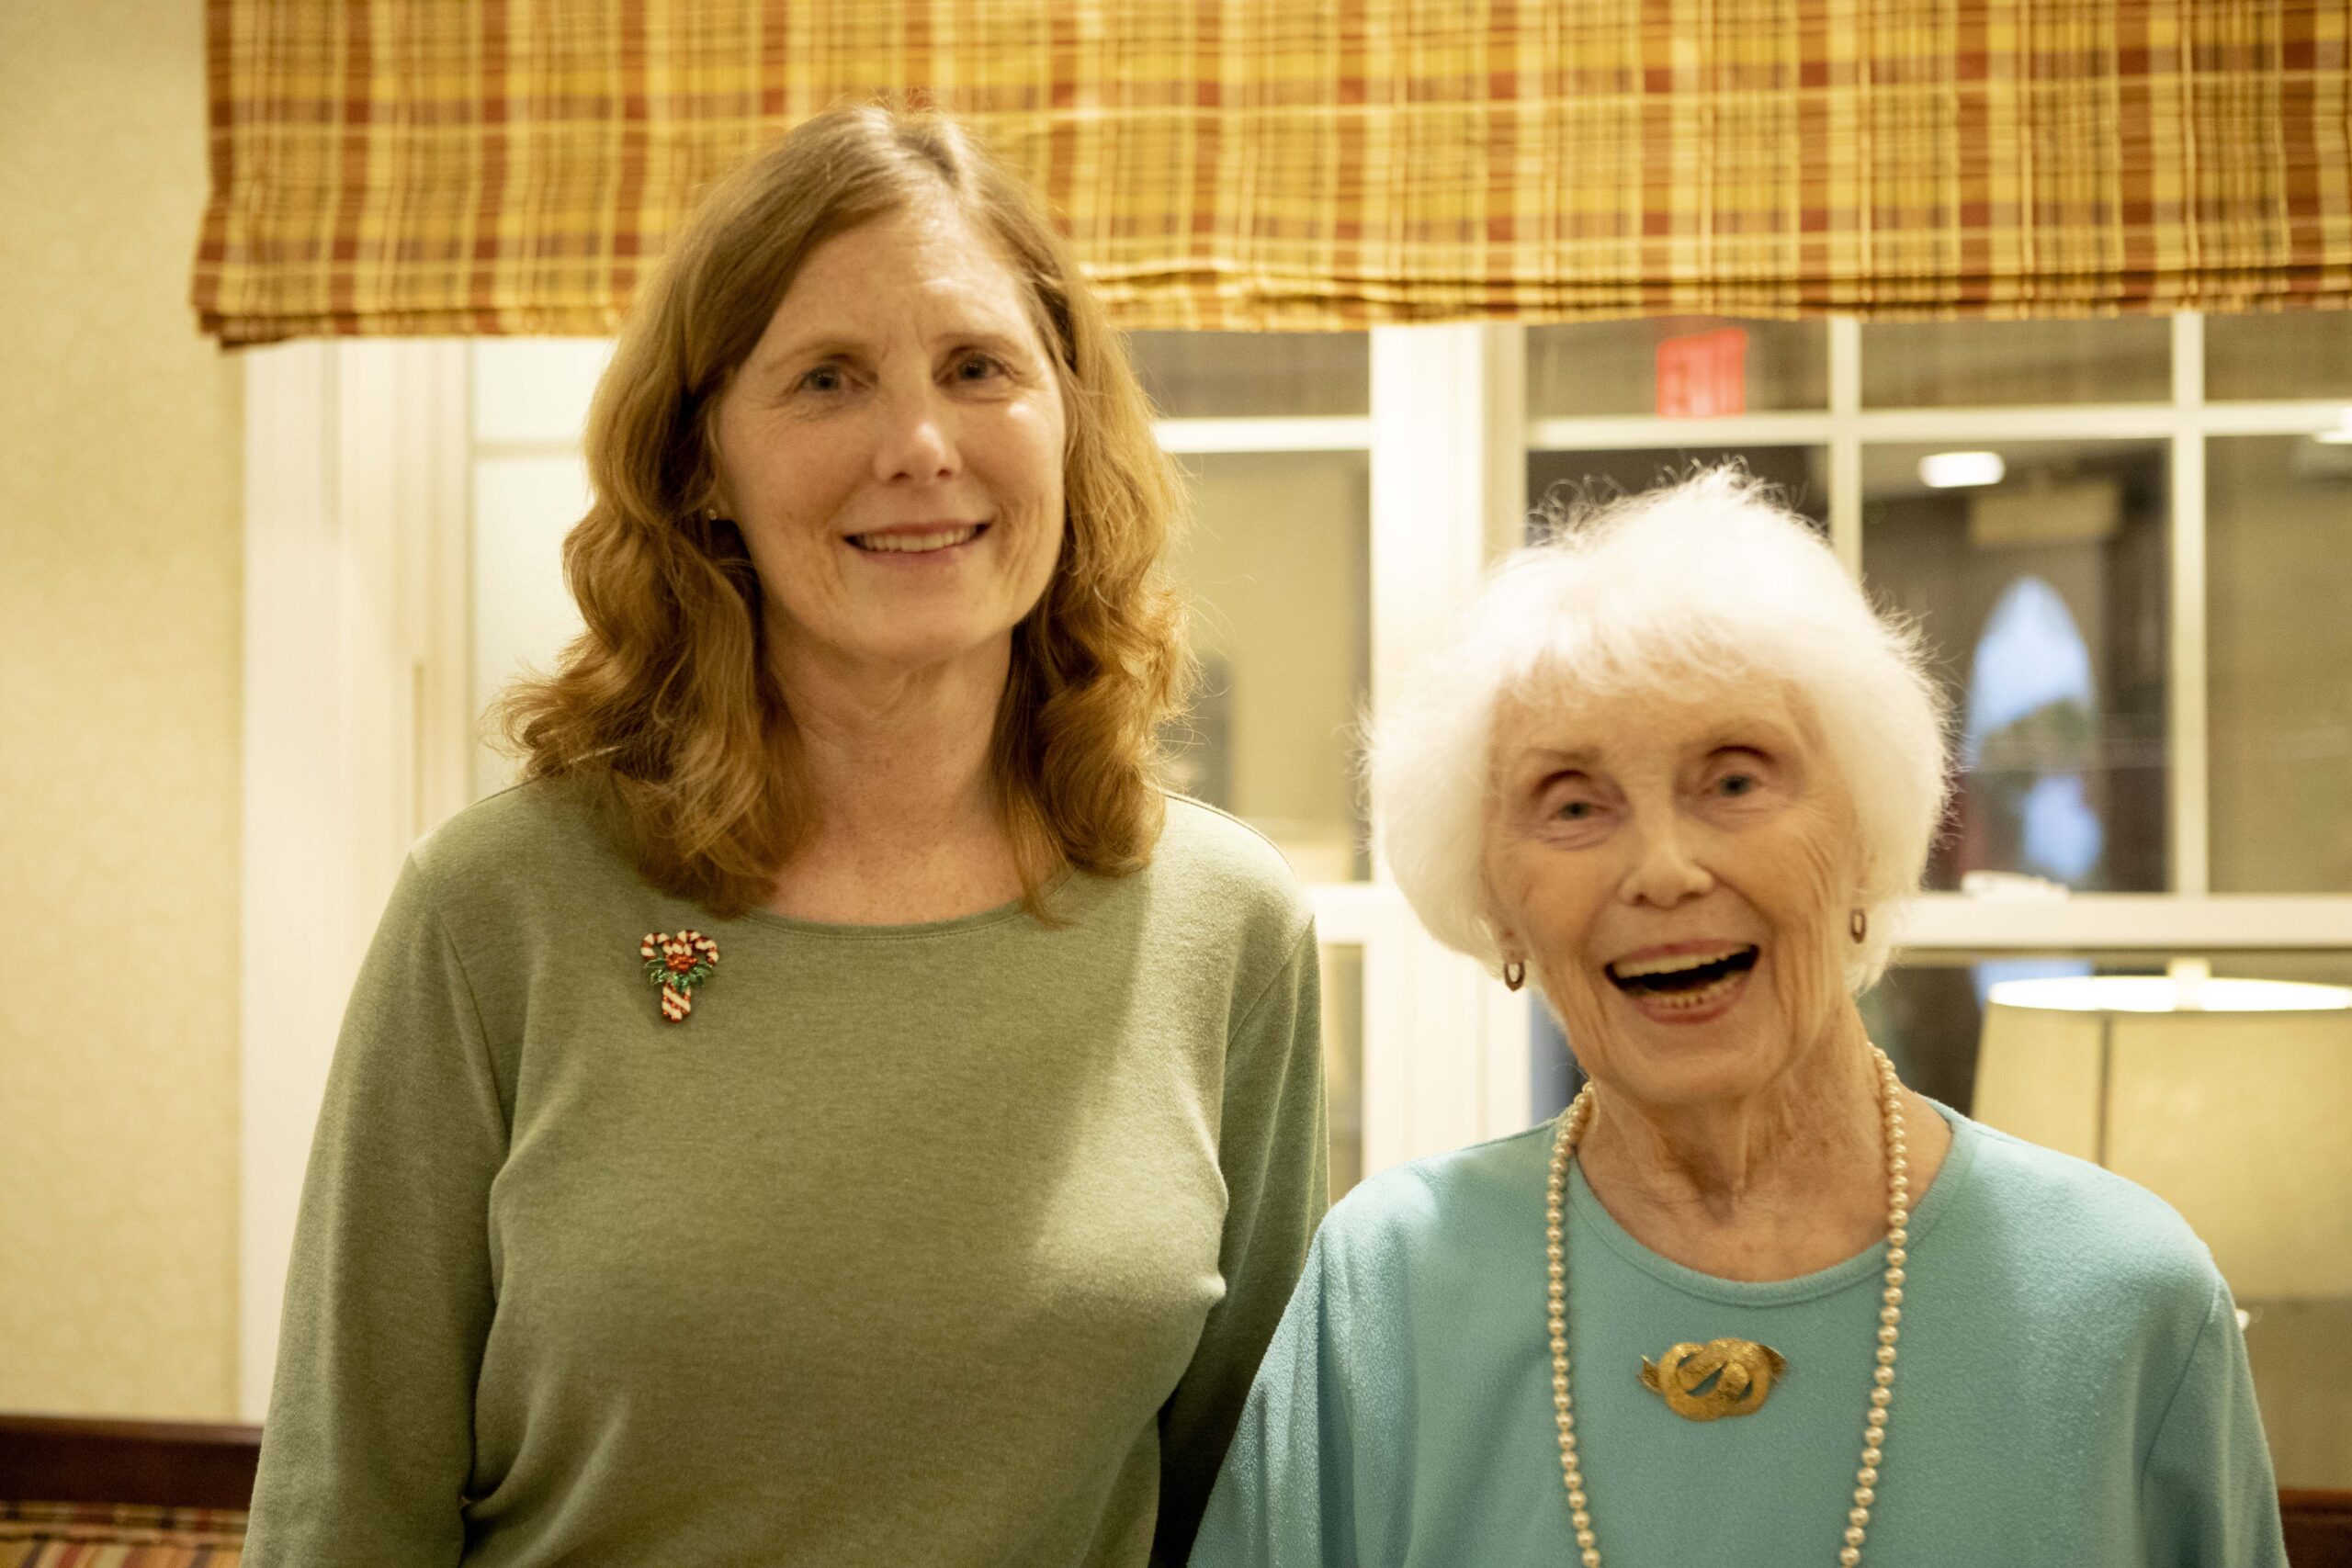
[471,454,590,800]
[1165,450,1370,882]
[1127,331,1369,418]
[1526,446,1829,534]
[1320,943,1365,1201]
[472,339,613,444]
[1860,954,1996,1114]
[1861,317,2170,407]
[1862,439,2169,891]
[1528,318,1827,417]
[2208,434,2352,892]
[2205,310,2352,400]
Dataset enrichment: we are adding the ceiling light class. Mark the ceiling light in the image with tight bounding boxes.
[1918,451,2007,489]
[2312,410,2352,446]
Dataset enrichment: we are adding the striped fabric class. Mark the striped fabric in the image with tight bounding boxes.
[194,0,2352,344]
[0,1503,243,1567]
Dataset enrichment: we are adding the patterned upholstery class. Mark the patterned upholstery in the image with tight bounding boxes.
[0,1502,245,1567]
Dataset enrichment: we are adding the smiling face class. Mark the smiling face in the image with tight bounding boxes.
[1481,675,1863,1111]
[709,195,1069,683]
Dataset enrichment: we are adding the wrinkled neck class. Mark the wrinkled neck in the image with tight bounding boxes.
[1577,1004,1883,1229]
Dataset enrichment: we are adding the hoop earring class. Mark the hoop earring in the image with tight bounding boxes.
[1503,959,1526,992]
[1849,908,1868,943]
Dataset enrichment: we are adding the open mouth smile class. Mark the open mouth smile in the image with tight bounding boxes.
[846,523,988,554]
[1605,946,1760,1011]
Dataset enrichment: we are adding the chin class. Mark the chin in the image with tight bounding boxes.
[1571,985,1793,1109]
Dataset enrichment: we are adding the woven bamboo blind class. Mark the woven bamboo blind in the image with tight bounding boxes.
[194,0,2352,344]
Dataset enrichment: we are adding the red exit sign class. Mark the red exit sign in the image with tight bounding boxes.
[1655,327,1748,418]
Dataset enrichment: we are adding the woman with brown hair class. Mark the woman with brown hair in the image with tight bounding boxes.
[243,106,1325,1567]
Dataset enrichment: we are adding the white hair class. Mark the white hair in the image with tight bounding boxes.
[1369,467,1950,992]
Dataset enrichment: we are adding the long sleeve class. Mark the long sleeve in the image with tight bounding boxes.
[1186,1225,1366,1568]
[2139,1276,2290,1568]
[242,854,509,1566]
[1155,919,1329,1565]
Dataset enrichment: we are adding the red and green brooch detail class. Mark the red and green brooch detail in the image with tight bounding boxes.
[640,931,719,1022]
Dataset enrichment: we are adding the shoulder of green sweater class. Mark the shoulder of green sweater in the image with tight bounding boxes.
[406,773,639,927]
[1152,794,1316,937]
[1946,1112,2222,1309]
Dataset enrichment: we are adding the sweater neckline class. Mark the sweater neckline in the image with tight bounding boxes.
[1565,1099,1978,1307]
[731,864,1097,941]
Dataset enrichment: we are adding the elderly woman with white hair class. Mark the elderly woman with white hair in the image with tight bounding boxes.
[1189,469,2285,1567]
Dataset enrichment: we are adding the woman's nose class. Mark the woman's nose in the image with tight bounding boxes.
[873,383,959,484]
[1622,815,1714,908]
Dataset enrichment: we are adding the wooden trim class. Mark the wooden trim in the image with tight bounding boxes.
[2286,1488,2352,1568]
[0,1414,261,1511]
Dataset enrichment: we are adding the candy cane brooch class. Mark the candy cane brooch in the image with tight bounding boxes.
[639,931,719,1022]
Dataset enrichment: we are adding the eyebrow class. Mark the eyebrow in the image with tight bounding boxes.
[1515,745,1600,772]
[747,333,865,373]
[1511,725,1789,774]
[1701,723,1793,753]
[752,318,1038,373]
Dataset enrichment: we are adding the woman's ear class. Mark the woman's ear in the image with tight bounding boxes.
[1485,912,1526,975]
[1477,865,1523,971]
[699,470,735,522]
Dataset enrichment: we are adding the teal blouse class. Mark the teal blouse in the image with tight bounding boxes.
[1191,1106,2286,1567]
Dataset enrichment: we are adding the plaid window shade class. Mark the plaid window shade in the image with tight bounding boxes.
[193,1,2352,345]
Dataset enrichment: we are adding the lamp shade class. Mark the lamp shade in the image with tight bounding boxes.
[1973,976,2352,1301]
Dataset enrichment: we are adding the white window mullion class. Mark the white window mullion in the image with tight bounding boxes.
[2170,311,2211,897]
[1150,415,1373,454]
[1829,317,1863,576]
[1361,324,1533,1168]
[1897,892,2352,953]
[2193,400,2352,434]
[1529,412,1837,450]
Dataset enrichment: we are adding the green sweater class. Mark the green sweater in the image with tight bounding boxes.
[243,782,1327,1567]
[1192,1106,2287,1567]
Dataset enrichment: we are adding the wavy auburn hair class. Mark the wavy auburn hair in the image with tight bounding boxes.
[495,105,1190,918]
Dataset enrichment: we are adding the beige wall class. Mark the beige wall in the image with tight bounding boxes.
[0,1,242,1417]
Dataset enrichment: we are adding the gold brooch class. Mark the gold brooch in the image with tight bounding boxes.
[1639,1338,1788,1421]
[639,931,719,1022]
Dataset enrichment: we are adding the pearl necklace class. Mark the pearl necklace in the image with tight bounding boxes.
[1544,1045,1911,1568]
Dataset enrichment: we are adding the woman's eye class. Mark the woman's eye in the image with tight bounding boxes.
[798,365,844,393]
[952,353,1006,382]
[1556,799,1596,821]
[1716,772,1758,797]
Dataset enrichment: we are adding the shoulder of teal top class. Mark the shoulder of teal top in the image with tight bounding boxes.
[1310,1122,1555,1275]
[1951,1113,2224,1303]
